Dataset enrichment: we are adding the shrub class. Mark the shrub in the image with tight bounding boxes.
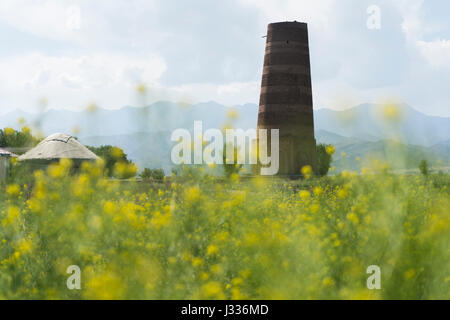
[87,145,136,178]
[140,168,165,182]
[316,143,334,177]
[419,159,429,176]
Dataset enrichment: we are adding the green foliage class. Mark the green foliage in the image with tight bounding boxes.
[0,127,40,148]
[222,143,242,178]
[316,143,333,177]
[0,160,448,299]
[419,159,429,176]
[86,145,136,178]
[139,168,165,182]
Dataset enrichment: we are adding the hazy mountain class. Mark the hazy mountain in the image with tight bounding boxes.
[314,103,450,146]
[79,132,174,173]
[2,101,449,172]
[77,130,450,174]
[330,139,450,172]
[315,129,368,146]
[0,101,258,138]
[2,102,448,146]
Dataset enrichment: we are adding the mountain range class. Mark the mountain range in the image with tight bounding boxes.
[1,102,449,172]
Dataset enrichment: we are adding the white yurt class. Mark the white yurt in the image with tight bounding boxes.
[18,133,99,166]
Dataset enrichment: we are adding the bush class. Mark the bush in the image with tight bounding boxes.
[0,127,40,148]
[140,168,165,182]
[316,143,333,177]
[419,159,428,176]
[87,145,136,178]
[223,143,242,178]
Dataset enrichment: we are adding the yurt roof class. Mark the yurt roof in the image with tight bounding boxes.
[18,133,99,161]
[0,148,17,157]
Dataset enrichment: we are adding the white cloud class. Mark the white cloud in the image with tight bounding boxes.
[0,52,259,111]
[0,0,157,47]
[417,39,450,68]
[0,0,449,116]
[238,0,336,31]
[0,52,166,110]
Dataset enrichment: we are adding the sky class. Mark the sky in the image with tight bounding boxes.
[0,0,449,116]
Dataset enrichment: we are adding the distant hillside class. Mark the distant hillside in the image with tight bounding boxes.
[330,140,450,171]
[2,101,449,173]
[80,132,173,173]
[314,103,450,146]
[2,102,449,147]
[79,131,450,174]
[315,129,368,146]
[316,130,450,171]
[1,101,258,138]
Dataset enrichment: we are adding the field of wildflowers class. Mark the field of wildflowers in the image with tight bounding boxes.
[0,158,448,299]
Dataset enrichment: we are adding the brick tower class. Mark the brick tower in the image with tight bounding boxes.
[257,21,317,176]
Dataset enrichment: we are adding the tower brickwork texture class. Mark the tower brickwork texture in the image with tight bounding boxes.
[257,21,318,175]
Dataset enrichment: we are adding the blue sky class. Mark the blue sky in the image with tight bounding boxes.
[0,0,449,116]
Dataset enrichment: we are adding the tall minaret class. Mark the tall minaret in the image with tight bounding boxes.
[257,21,317,176]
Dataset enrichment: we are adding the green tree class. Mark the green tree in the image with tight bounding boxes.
[419,159,428,176]
[86,145,135,178]
[0,127,40,148]
[316,143,333,177]
[223,143,242,178]
[140,168,165,182]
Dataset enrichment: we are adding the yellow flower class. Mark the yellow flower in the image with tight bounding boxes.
[4,127,15,136]
[206,245,219,256]
[310,203,320,213]
[381,103,402,121]
[299,190,310,200]
[110,146,124,159]
[347,212,359,224]
[230,173,240,183]
[136,84,147,95]
[227,109,239,119]
[86,103,98,113]
[301,165,313,178]
[192,257,203,267]
[185,186,201,203]
[313,186,323,196]
[113,161,137,178]
[6,184,20,197]
[150,211,172,229]
[2,206,20,226]
[404,268,416,279]
[337,188,348,198]
[21,126,31,134]
[84,271,126,299]
[103,201,116,215]
[16,239,33,254]
[201,281,225,299]
[322,277,335,287]
[325,145,335,155]
[47,163,66,178]
[232,277,243,286]
[72,174,90,197]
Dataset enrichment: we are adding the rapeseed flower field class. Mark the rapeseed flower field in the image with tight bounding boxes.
[0,159,448,299]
